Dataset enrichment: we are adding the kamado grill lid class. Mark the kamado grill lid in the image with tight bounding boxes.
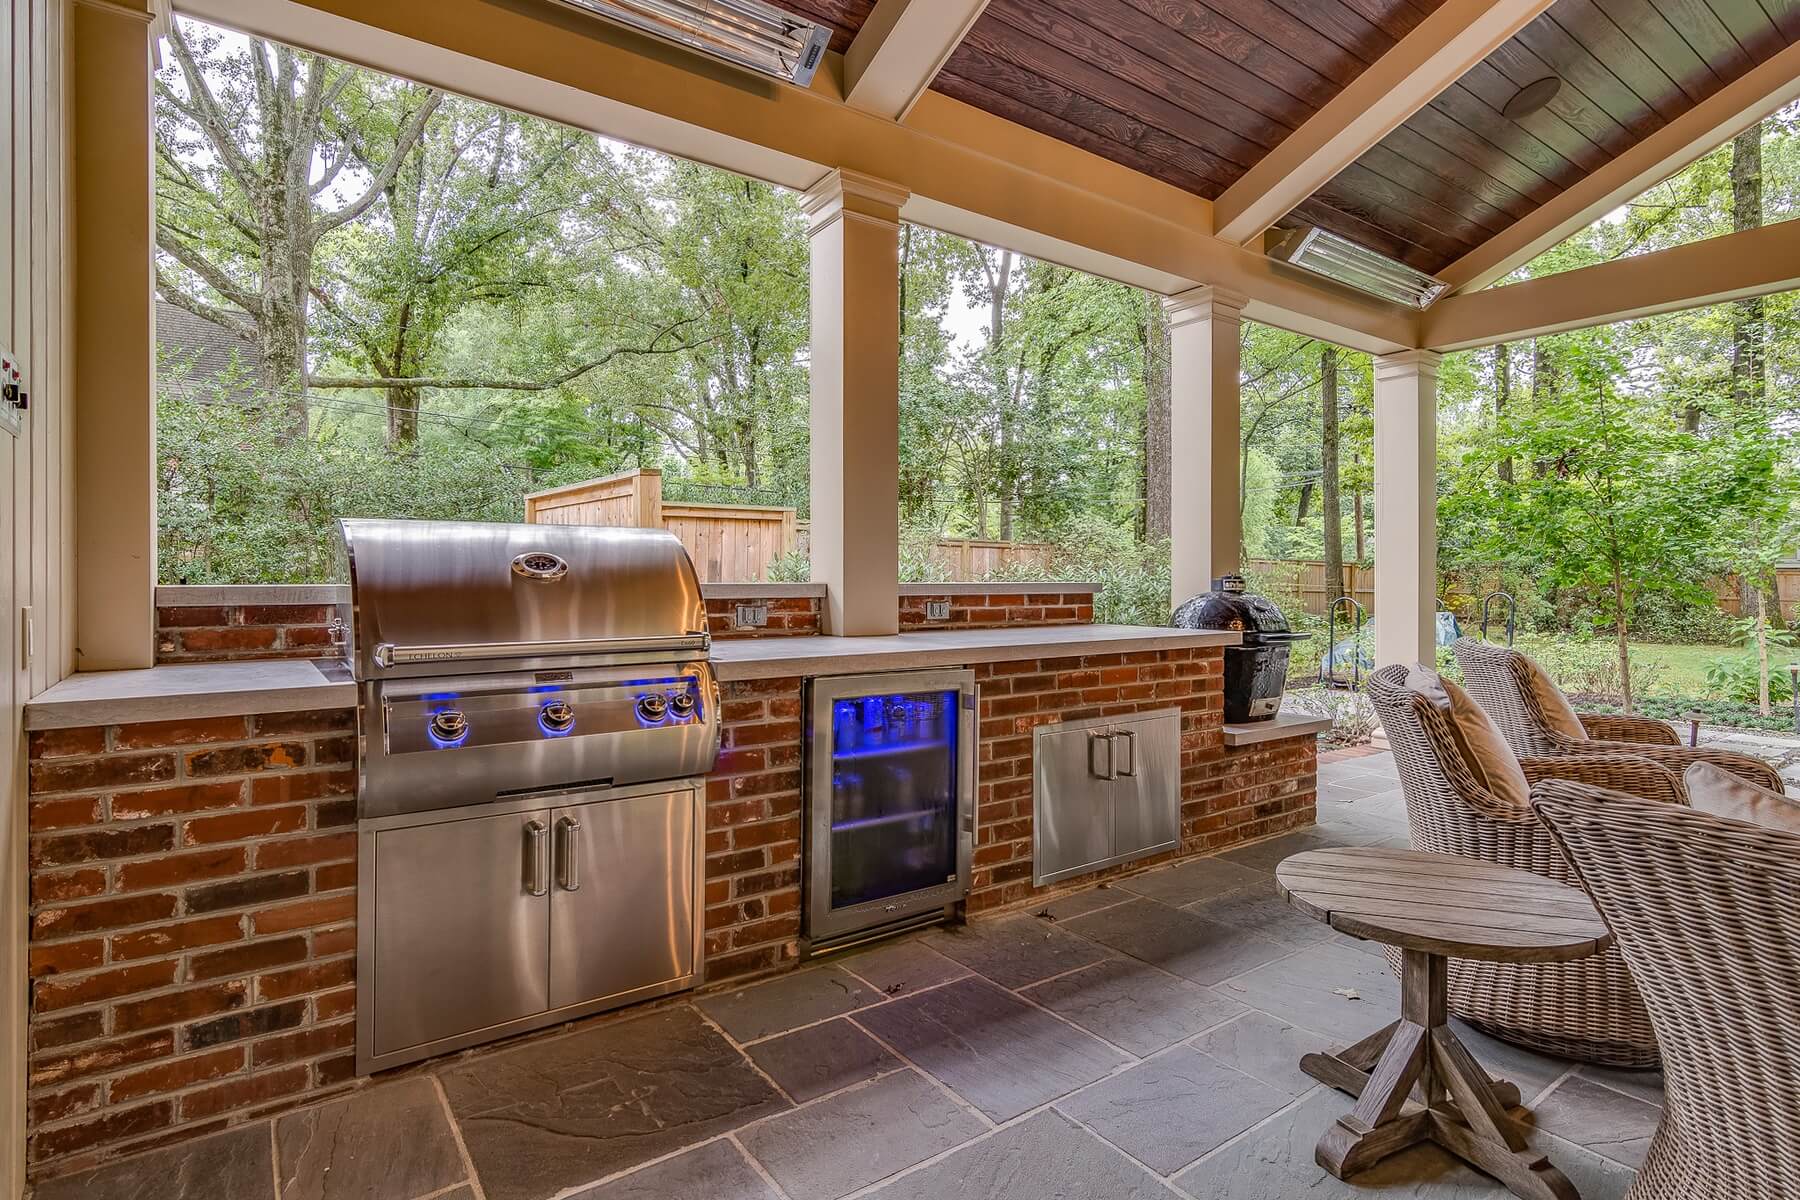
[1172,574,1308,645]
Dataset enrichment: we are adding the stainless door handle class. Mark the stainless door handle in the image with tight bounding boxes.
[524,820,549,896]
[556,816,582,891]
[1088,732,1117,780]
[1113,730,1138,777]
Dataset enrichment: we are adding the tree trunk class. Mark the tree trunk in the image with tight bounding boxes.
[990,250,1014,543]
[1353,485,1365,562]
[1756,585,1771,717]
[1613,558,1633,714]
[1729,122,1765,414]
[1530,340,1556,478]
[1295,481,1313,524]
[387,384,421,448]
[1320,346,1345,606]
[1142,296,1171,541]
[1494,343,1513,483]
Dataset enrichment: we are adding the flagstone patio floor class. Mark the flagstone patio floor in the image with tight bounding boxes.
[35,749,1660,1200]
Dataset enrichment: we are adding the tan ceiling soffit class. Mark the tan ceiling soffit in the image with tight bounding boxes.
[845,0,989,122]
[180,0,1419,354]
[1441,37,1800,295]
[1213,0,1555,246]
[1422,217,1800,351]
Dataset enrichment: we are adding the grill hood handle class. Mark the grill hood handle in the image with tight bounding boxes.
[373,632,709,668]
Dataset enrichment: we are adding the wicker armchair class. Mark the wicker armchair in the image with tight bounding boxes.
[1452,637,1786,793]
[1367,663,1675,1067]
[1533,781,1800,1200]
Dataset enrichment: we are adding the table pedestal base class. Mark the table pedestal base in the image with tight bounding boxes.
[1300,949,1580,1200]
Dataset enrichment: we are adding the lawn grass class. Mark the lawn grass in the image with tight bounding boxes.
[1513,635,1800,697]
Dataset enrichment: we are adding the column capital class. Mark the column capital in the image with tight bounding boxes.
[1374,348,1443,383]
[1163,285,1249,327]
[800,169,909,235]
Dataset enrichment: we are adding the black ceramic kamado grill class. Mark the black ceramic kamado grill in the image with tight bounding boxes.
[1172,575,1309,723]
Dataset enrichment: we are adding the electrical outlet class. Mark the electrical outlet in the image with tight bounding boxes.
[924,599,952,621]
[734,602,768,629]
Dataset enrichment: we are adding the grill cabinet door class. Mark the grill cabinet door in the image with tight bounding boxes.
[1110,710,1180,859]
[1033,723,1114,885]
[549,786,697,1010]
[371,810,550,1057]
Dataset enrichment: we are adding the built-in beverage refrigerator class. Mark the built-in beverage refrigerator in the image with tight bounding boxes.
[803,669,976,950]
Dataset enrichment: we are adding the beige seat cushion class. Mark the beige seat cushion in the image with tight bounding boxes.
[1683,762,1800,835]
[1517,653,1587,741]
[1405,664,1531,810]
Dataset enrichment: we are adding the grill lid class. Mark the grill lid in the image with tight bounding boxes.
[1171,575,1307,645]
[337,518,707,678]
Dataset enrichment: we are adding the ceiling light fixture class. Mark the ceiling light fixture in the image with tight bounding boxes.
[1503,76,1562,120]
[1267,226,1449,309]
[549,0,831,87]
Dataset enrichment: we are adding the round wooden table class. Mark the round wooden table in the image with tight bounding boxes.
[1275,847,1613,1200]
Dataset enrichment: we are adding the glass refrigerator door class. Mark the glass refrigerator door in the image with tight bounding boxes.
[827,689,960,911]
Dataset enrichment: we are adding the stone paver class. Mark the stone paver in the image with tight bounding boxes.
[40,750,1660,1200]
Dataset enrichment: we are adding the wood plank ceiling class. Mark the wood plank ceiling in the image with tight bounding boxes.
[766,0,1800,277]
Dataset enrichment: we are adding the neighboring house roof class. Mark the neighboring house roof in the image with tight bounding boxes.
[156,299,263,401]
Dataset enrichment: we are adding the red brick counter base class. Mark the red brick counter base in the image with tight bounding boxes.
[701,646,1317,976]
[25,713,358,1176]
[25,644,1318,1178]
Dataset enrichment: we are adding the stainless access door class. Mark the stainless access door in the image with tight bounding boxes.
[1110,710,1182,859]
[368,809,550,1059]
[1033,722,1114,885]
[548,783,701,1010]
[1033,708,1182,886]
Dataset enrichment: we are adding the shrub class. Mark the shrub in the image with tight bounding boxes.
[1284,686,1377,745]
[1524,638,1667,701]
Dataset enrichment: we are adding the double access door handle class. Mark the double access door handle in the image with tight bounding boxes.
[523,817,583,895]
[524,820,549,896]
[556,817,581,892]
[1087,730,1140,781]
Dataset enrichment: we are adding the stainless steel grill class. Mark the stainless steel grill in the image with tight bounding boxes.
[338,518,720,1073]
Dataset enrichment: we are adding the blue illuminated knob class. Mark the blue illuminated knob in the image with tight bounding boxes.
[668,692,696,720]
[635,693,668,723]
[539,700,575,734]
[429,710,468,742]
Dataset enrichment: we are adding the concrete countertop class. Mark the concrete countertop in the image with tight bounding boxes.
[1221,711,1333,746]
[711,624,1239,681]
[24,626,1241,728]
[25,660,356,730]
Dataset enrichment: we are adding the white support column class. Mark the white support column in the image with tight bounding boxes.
[1373,350,1441,668]
[801,169,907,636]
[1165,286,1247,608]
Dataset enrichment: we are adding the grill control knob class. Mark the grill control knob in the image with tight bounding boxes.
[635,693,668,723]
[668,691,697,720]
[429,709,469,743]
[539,700,575,734]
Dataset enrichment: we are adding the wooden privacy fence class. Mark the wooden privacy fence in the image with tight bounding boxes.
[1244,559,1376,617]
[526,469,797,583]
[792,526,1058,578]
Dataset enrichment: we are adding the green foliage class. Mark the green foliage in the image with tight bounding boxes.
[158,384,523,583]
[1524,638,1667,702]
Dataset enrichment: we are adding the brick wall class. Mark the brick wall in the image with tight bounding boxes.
[899,589,1095,631]
[702,678,805,979]
[699,646,1317,966]
[704,597,822,639]
[965,647,1311,911]
[25,711,359,1175]
[156,604,336,663]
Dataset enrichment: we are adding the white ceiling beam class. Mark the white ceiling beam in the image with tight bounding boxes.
[844,0,988,122]
[1213,0,1556,246]
[1421,217,1800,351]
[1440,38,1800,295]
[188,0,1422,354]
